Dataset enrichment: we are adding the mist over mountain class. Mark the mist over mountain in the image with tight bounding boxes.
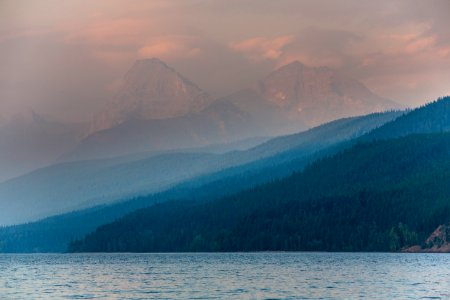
[0,110,86,182]
[0,57,402,225]
[265,62,398,124]
[0,58,400,179]
[67,58,399,160]
[90,58,213,134]
[1,88,448,253]
[0,110,401,227]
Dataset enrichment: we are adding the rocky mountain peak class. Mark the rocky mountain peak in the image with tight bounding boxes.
[254,60,398,127]
[124,58,175,84]
[90,58,212,134]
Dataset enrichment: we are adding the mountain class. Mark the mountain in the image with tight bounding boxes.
[0,110,401,251]
[69,132,450,253]
[66,59,263,160]
[0,151,222,225]
[0,59,399,179]
[66,99,261,161]
[222,61,399,135]
[89,58,213,134]
[0,109,86,182]
[0,111,400,226]
[170,110,404,194]
[67,59,399,161]
[7,95,450,251]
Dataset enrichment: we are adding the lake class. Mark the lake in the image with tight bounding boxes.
[0,253,449,299]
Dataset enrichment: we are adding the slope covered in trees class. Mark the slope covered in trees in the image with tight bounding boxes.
[0,111,401,252]
[69,132,450,252]
[0,110,401,227]
[363,96,450,141]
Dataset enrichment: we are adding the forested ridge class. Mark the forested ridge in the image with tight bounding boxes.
[69,132,450,252]
[0,111,400,252]
[5,97,450,253]
[363,96,450,141]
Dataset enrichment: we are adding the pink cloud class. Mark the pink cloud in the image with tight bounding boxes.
[404,36,435,54]
[138,36,202,60]
[230,35,294,61]
[64,18,150,46]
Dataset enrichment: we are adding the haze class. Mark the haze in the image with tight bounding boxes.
[1,0,450,122]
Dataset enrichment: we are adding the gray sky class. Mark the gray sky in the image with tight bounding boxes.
[1,0,450,121]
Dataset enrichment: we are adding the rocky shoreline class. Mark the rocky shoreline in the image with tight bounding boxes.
[403,224,450,253]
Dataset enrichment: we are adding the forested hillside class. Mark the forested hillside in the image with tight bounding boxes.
[363,96,450,141]
[70,133,450,252]
[0,112,401,252]
[0,110,401,227]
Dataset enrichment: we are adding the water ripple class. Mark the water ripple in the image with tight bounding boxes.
[0,253,449,299]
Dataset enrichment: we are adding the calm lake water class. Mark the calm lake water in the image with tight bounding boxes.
[0,253,449,299]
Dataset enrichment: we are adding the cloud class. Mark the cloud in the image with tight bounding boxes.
[230,35,294,61]
[2,0,450,119]
[138,36,202,60]
[231,29,361,68]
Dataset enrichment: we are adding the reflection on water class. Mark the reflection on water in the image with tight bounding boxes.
[0,253,449,299]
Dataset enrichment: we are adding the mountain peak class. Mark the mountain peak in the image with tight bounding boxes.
[279,60,307,69]
[124,58,178,84]
[128,58,173,73]
[135,57,167,65]
[90,58,212,133]
[254,60,398,127]
[271,60,336,77]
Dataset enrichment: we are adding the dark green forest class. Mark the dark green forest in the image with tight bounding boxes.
[69,132,450,252]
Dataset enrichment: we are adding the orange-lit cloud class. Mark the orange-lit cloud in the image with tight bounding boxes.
[230,35,294,61]
[65,18,149,46]
[230,29,360,68]
[138,36,202,60]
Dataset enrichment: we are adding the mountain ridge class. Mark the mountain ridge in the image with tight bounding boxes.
[69,58,399,160]
[68,132,450,253]
[0,110,402,251]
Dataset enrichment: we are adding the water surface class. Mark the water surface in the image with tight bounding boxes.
[0,253,449,299]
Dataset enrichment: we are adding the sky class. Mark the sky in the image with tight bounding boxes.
[1,0,450,122]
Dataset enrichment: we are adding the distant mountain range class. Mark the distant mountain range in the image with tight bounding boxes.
[67,58,399,160]
[0,110,86,182]
[0,58,398,180]
[0,57,406,252]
